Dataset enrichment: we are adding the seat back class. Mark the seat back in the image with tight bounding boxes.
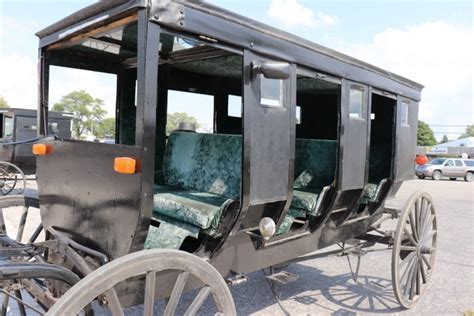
[162,132,242,199]
[294,139,337,191]
[162,132,337,199]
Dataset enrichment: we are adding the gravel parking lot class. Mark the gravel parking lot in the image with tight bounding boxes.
[1,179,473,315]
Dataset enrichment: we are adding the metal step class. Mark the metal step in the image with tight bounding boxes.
[226,272,248,286]
[265,271,300,285]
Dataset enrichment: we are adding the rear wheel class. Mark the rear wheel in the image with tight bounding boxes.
[47,249,236,315]
[417,175,425,179]
[465,172,473,182]
[392,191,437,309]
[431,170,441,181]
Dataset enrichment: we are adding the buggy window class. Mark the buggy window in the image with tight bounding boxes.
[167,91,214,134]
[228,95,242,118]
[349,85,365,119]
[455,160,463,167]
[260,78,283,107]
[45,19,138,144]
[3,116,13,138]
[401,101,409,126]
[445,160,454,166]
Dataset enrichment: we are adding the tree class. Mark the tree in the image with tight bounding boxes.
[0,96,10,108]
[166,112,200,135]
[95,118,115,139]
[439,135,449,144]
[53,90,106,139]
[417,121,437,146]
[458,125,474,139]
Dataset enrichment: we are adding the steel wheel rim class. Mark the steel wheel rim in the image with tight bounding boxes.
[46,249,236,316]
[392,191,437,308]
[466,172,473,182]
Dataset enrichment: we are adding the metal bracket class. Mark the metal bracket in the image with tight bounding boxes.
[150,0,186,28]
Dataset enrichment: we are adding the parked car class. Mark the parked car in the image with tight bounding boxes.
[415,158,474,181]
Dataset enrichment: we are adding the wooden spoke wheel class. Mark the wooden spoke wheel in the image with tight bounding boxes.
[47,249,236,316]
[392,191,437,309]
[0,162,26,196]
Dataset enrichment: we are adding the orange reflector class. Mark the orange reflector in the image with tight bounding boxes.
[32,144,52,156]
[114,157,137,174]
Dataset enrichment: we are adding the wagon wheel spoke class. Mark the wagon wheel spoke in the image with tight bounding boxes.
[164,272,190,316]
[184,286,211,316]
[144,271,157,315]
[105,289,124,316]
[419,260,427,284]
[403,227,418,246]
[408,212,418,243]
[421,254,432,270]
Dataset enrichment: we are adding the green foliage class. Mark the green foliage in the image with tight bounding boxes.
[95,117,115,139]
[458,125,474,139]
[166,112,200,135]
[417,120,437,146]
[52,90,106,139]
[439,135,449,144]
[0,96,10,108]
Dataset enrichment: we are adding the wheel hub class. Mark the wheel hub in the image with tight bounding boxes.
[419,245,432,255]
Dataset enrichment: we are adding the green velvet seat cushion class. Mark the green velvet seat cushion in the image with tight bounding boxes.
[153,185,233,230]
[163,132,242,199]
[292,189,320,214]
[294,138,337,191]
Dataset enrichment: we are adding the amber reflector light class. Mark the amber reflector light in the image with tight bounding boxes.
[32,144,51,156]
[114,157,137,174]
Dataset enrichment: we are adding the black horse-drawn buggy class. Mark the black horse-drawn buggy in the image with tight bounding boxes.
[0,1,436,314]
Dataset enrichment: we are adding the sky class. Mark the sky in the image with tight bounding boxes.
[0,0,472,140]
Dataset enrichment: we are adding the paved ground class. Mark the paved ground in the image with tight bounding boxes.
[1,179,473,315]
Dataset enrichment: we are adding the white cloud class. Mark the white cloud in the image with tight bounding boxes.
[267,0,337,29]
[335,21,473,140]
[0,54,37,108]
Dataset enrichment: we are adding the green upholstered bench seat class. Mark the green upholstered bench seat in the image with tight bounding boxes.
[153,185,318,234]
[153,184,233,230]
[150,132,336,245]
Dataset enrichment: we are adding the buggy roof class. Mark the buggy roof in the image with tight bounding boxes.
[35,0,423,93]
[0,108,73,119]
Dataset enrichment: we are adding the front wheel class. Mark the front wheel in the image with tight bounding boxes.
[465,172,473,182]
[47,249,236,316]
[449,178,457,181]
[417,175,425,180]
[431,170,441,181]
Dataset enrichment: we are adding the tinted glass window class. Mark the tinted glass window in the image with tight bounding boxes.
[455,160,463,166]
[464,160,474,166]
[430,158,446,165]
[445,160,454,166]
